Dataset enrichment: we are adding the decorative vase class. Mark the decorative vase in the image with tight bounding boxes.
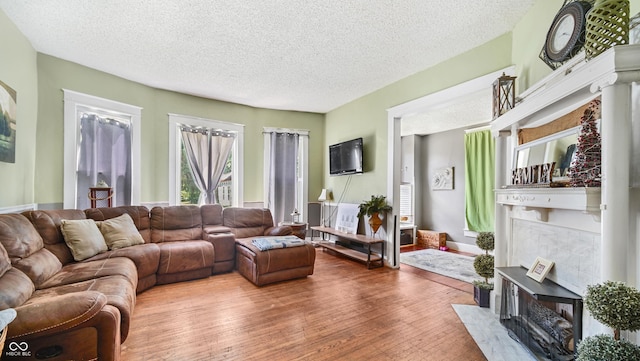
[585,0,630,59]
[368,212,383,235]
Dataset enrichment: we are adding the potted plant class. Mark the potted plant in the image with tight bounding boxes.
[577,281,640,361]
[472,231,494,308]
[357,195,392,236]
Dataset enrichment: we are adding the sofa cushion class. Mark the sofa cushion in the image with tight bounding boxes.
[60,219,108,261]
[97,213,145,250]
[85,206,151,243]
[156,241,214,275]
[222,207,273,237]
[0,267,35,309]
[201,204,224,226]
[0,214,46,262]
[150,206,203,243]
[0,240,35,309]
[30,274,136,342]
[8,291,108,341]
[0,241,11,278]
[86,243,160,279]
[38,257,138,291]
[0,214,63,287]
[23,209,87,265]
[14,248,63,288]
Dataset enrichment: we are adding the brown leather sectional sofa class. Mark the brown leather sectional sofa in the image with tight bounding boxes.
[0,205,315,361]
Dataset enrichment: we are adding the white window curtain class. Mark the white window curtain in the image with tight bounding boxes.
[266,131,300,225]
[181,126,235,205]
[77,113,131,209]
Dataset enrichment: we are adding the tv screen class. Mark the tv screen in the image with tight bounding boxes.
[329,138,364,176]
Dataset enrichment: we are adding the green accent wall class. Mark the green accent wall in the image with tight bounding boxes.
[0,10,38,207]
[2,1,639,209]
[513,0,640,91]
[324,33,513,204]
[35,54,324,205]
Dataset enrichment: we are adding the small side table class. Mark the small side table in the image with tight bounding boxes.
[88,187,113,208]
[279,222,308,240]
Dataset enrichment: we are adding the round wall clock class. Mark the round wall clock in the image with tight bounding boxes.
[544,1,592,63]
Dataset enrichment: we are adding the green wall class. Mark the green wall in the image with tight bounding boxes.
[0,10,38,208]
[324,0,640,204]
[513,0,640,91]
[324,33,513,204]
[35,55,324,206]
[3,0,640,209]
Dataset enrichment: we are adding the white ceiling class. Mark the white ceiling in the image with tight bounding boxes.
[0,0,535,118]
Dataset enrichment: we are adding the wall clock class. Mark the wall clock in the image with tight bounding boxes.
[540,1,592,69]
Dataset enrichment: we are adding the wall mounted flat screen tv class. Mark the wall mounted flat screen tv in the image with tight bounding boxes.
[329,137,364,176]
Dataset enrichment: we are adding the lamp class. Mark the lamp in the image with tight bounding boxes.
[492,73,516,119]
[318,189,332,227]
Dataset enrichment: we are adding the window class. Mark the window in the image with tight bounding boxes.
[63,90,141,209]
[169,114,244,207]
[263,128,309,225]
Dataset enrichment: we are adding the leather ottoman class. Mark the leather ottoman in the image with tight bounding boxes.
[235,238,316,286]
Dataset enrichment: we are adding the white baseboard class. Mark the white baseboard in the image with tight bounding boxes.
[446,241,482,255]
[0,203,37,214]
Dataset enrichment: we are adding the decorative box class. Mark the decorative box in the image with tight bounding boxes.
[416,230,447,249]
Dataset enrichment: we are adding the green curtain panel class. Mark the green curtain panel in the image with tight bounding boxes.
[464,130,495,232]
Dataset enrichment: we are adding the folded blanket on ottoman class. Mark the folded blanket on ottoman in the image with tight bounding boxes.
[252,235,308,251]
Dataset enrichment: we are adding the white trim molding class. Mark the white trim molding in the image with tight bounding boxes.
[168,113,245,206]
[62,89,142,208]
[0,204,37,214]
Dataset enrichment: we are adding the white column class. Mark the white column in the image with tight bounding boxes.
[599,81,632,282]
[492,131,510,313]
[494,131,511,268]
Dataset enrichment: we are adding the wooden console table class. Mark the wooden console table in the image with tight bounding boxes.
[310,226,384,269]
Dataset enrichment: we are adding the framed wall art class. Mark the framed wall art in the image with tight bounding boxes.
[432,167,454,190]
[0,80,17,164]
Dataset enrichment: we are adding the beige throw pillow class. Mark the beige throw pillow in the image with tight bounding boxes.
[60,219,108,261]
[97,213,145,250]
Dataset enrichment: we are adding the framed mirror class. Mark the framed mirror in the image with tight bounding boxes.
[514,126,580,181]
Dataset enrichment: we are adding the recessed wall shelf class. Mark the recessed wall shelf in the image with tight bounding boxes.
[495,187,601,221]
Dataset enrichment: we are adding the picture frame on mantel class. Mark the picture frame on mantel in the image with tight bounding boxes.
[526,257,555,283]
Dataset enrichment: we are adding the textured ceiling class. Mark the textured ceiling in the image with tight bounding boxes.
[0,0,535,116]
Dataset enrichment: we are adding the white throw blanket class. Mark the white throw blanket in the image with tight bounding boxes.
[252,236,307,251]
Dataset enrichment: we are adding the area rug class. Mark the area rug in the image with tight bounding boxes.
[400,249,480,284]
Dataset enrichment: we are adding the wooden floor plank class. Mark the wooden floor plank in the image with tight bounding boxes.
[121,250,486,361]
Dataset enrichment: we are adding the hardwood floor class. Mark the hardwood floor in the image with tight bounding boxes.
[121,250,486,361]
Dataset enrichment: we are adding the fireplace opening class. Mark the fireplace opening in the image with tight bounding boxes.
[497,267,583,361]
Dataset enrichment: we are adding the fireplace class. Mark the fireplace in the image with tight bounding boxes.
[497,267,583,361]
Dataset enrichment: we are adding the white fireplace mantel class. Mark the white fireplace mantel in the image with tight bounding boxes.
[490,44,640,333]
[495,187,601,221]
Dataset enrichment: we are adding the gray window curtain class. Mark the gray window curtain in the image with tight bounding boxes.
[77,113,132,209]
[181,126,235,205]
[267,132,299,225]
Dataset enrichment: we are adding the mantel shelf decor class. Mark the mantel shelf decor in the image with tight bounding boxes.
[495,187,601,221]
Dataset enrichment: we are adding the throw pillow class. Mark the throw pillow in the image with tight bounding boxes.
[97,213,145,250]
[60,219,108,261]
